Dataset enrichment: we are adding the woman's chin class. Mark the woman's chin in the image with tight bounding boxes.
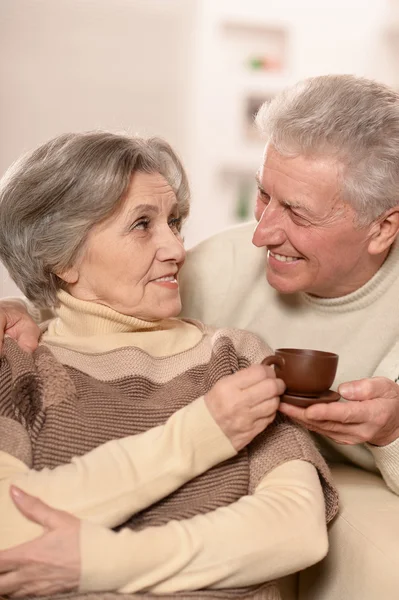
[150,299,182,321]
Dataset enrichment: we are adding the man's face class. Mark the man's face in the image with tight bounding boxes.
[252,145,376,298]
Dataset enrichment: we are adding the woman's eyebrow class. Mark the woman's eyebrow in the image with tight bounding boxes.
[128,202,179,217]
[129,203,160,216]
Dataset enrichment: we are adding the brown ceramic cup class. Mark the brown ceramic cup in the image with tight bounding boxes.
[262,348,339,397]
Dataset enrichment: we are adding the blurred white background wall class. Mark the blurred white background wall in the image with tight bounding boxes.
[1,0,397,297]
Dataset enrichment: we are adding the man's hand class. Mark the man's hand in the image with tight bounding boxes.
[279,376,399,446]
[0,300,40,354]
[0,487,80,597]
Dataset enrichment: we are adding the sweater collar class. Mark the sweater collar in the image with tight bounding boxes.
[301,240,399,312]
[49,290,178,337]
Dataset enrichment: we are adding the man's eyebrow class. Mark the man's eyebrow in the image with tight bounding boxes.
[280,197,315,216]
[255,174,314,216]
[255,174,268,194]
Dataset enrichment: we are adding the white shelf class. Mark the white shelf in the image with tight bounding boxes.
[237,72,292,95]
[219,155,263,178]
[220,18,290,37]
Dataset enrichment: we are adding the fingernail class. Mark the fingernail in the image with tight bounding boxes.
[339,384,354,398]
[10,486,23,499]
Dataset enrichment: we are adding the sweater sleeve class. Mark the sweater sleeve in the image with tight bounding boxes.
[79,459,328,593]
[0,396,235,549]
[365,341,399,494]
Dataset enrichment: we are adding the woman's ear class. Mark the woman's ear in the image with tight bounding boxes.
[368,209,399,255]
[56,266,79,284]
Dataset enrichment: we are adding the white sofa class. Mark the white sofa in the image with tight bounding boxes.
[280,464,399,599]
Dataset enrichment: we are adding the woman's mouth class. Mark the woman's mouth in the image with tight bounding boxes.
[151,275,179,289]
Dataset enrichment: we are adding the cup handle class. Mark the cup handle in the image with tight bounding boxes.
[262,355,285,369]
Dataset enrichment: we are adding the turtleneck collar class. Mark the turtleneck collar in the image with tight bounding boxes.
[42,290,203,357]
[48,290,174,337]
[301,240,399,312]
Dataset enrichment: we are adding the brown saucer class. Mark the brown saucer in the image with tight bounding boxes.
[281,389,340,408]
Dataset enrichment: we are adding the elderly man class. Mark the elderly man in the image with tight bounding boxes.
[180,75,399,493]
[1,74,399,599]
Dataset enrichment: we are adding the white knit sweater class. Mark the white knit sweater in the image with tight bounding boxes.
[180,221,399,493]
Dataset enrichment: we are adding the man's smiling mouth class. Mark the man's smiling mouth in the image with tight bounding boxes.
[268,250,301,263]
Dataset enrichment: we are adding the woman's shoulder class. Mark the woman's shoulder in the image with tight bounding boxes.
[1,337,75,410]
[0,339,49,435]
[186,319,272,365]
[248,414,339,524]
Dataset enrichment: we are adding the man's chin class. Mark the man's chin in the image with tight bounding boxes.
[265,269,306,295]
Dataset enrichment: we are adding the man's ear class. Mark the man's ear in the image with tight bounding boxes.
[56,266,79,284]
[368,208,399,255]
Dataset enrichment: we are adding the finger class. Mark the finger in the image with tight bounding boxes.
[0,571,25,595]
[10,487,63,530]
[0,537,47,574]
[246,378,285,406]
[280,411,368,438]
[304,400,366,424]
[288,418,372,445]
[338,377,388,401]
[278,402,308,421]
[0,558,16,574]
[15,329,41,353]
[232,364,274,389]
[10,579,59,598]
[252,397,280,419]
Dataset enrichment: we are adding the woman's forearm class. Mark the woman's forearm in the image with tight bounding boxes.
[0,397,235,549]
[79,460,328,594]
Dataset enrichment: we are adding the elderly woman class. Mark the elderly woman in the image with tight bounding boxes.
[0,132,338,600]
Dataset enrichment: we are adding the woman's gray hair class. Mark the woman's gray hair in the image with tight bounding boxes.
[256,74,399,225]
[0,131,190,307]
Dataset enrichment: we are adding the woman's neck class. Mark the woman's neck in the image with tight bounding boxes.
[42,290,203,357]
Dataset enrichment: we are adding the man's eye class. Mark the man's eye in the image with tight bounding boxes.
[257,189,270,203]
[290,211,311,227]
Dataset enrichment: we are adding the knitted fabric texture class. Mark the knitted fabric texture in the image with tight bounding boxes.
[0,326,338,600]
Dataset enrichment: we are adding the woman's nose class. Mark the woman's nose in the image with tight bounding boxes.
[157,227,186,263]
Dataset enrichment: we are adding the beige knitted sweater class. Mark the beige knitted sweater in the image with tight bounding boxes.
[0,291,338,599]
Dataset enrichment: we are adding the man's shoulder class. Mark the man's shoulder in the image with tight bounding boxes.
[180,222,266,323]
[187,221,258,260]
[184,221,264,280]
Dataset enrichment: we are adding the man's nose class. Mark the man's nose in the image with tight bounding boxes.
[252,202,287,248]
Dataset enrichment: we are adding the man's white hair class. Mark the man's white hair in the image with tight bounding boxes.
[256,74,399,224]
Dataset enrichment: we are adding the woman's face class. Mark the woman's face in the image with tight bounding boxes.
[64,171,186,320]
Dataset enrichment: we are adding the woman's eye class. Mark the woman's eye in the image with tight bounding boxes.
[131,218,150,231]
[169,217,182,232]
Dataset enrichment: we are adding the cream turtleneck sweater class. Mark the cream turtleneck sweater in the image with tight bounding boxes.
[180,221,399,494]
[0,291,328,594]
[43,290,204,355]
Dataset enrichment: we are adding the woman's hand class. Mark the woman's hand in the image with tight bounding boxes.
[205,364,285,451]
[0,300,40,354]
[0,487,80,597]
